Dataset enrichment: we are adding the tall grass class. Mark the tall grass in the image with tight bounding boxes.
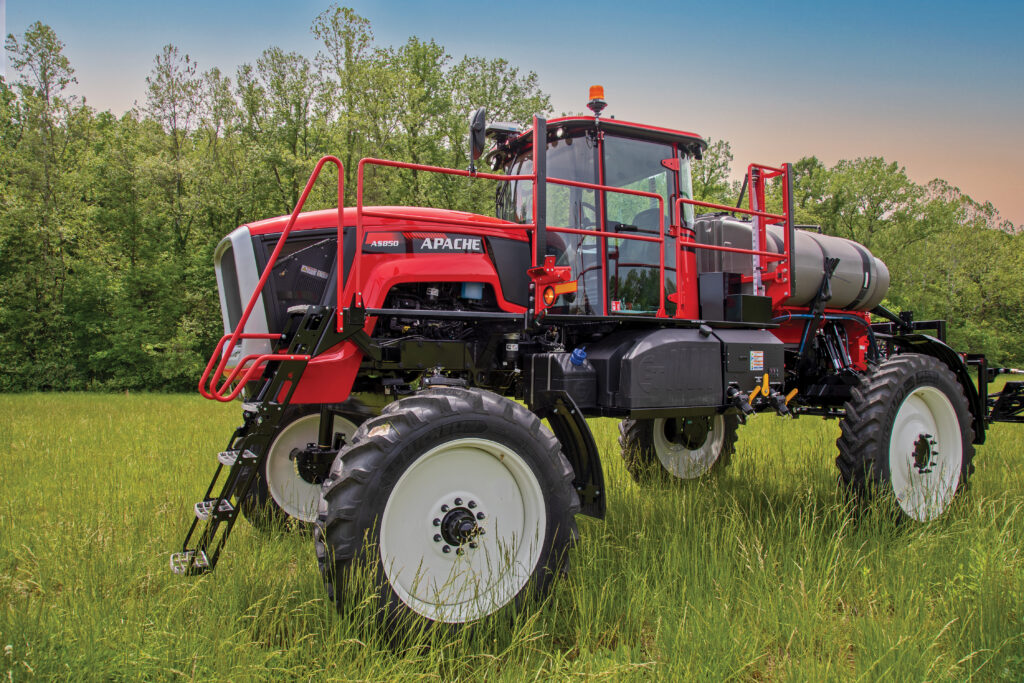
[1,393,1022,680]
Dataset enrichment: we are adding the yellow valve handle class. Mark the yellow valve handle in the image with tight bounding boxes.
[785,388,799,405]
[748,385,762,403]
[761,373,770,396]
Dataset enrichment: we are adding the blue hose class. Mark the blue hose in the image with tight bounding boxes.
[772,312,879,362]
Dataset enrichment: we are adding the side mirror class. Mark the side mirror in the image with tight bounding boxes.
[469,107,487,171]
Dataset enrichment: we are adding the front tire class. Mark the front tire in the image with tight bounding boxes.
[315,387,579,626]
[619,414,739,482]
[241,403,369,529]
[837,353,975,522]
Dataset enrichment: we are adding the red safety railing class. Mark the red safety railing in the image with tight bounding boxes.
[546,177,666,317]
[347,158,535,319]
[198,156,344,401]
[349,158,666,318]
[673,162,793,318]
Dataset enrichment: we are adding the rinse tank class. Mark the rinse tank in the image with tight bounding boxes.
[693,216,890,311]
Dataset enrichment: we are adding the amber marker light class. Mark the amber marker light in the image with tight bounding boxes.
[587,85,607,117]
[543,287,557,306]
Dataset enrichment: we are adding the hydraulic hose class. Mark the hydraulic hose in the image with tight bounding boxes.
[771,313,880,362]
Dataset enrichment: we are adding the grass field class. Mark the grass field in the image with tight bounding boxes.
[1,392,1023,681]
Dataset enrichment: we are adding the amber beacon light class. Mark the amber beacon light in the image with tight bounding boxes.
[587,85,607,117]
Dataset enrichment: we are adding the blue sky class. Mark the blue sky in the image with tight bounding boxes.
[6,0,1023,224]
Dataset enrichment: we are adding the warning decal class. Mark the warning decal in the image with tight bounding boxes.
[300,264,329,280]
[750,350,764,372]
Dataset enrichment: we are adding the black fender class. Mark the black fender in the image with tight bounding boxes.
[532,390,607,519]
[892,334,986,445]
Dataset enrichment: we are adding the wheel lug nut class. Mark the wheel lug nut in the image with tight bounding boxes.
[432,518,440,526]
[454,497,463,506]
[468,500,477,509]
[476,512,485,520]
[442,545,451,553]
[456,548,464,556]
[469,542,478,549]
[433,534,442,542]
[441,504,449,512]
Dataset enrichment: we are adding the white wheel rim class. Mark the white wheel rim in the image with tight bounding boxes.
[379,438,546,623]
[888,386,962,522]
[266,412,358,523]
[652,415,725,479]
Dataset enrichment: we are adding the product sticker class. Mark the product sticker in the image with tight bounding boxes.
[611,300,621,312]
[300,264,329,280]
[750,350,764,372]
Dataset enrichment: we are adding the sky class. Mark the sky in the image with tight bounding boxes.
[6,0,1023,226]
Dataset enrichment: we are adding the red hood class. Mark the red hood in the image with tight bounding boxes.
[246,206,514,236]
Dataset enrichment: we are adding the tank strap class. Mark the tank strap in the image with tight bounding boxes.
[847,243,873,310]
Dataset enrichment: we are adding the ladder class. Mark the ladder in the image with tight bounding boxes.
[171,307,336,575]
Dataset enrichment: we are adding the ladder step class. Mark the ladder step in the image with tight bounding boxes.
[217,450,239,466]
[194,498,235,521]
[217,449,257,467]
[170,550,210,575]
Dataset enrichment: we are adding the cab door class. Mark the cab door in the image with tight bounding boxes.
[600,135,679,314]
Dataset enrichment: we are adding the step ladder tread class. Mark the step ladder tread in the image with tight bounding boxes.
[217,449,257,467]
[170,549,210,575]
[217,450,239,466]
[194,497,235,521]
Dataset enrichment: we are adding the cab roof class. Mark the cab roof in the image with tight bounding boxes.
[508,116,707,156]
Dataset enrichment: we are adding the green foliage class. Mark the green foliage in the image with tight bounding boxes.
[2,394,1023,679]
[0,8,549,390]
[1,9,1022,390]
[791,158,1024,364]
[691,138,738,206]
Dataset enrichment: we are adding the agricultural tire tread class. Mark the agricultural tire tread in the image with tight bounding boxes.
[314,386,579,627]
[836,353,975,522]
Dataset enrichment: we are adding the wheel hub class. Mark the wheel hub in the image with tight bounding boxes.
[912,433,938,474]
[290,445,337,485]
[431,497,486,555]
[666,416,712,450]
[441,508,478,545]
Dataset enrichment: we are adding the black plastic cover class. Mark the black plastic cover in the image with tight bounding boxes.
[528,353,598,410]
[714,329,784,392]
[486,236,530,307]
[586,329,722,410]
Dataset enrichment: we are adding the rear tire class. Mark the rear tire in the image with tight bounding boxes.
[837,353,975,522]
[619,414,739,482]
[241,402,370,530]
[315,387,579,626]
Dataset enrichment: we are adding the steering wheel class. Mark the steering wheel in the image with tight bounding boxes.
[579,201,598,229]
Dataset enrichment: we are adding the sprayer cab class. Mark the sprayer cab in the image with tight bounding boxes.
[486,113,708,316]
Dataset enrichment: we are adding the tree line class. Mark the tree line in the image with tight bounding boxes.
[0,8,1020,391]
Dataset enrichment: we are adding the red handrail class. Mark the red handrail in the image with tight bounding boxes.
[348,157,533,316]
[673,161,794,318]
[547,176,666,317]
[199,156,344,401]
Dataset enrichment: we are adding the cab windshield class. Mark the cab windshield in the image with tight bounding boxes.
[499,129,694,315]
